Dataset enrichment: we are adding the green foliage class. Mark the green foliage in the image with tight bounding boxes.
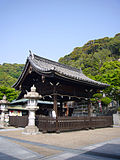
[118,107,120,111]
[59,33,120,73]
[90,98,96,103]
[93,61,120,101]
[0,86,19,102]
[0,63,24,101]
[93,93,103,99]
[101,97,112,106]
[92,93,111,106]
[59,33,120,101]
[0,63,24,87]
[0,72,16,87]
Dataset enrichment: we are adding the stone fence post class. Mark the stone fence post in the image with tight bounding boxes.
[113,111,120,126]
[0,95,9,128]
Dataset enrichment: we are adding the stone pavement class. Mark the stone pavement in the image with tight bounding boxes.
[45,138,120,160]
[0,136,43,160]
[0,127,120,160]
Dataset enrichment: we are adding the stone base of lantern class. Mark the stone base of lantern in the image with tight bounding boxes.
[22,125,39,135]
[0,120,7,128]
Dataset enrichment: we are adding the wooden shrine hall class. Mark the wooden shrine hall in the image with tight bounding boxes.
[10,52,112,132]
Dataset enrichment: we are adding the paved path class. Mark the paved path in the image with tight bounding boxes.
[0,135,120,160]
[45,138,120,160]
[0,135,77,152]
[0,128,24,132]
[0,137,44,160]
[0,127,120,160]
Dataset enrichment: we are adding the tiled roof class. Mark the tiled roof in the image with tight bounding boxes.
[10,99,54,105]
[28,54,109,87]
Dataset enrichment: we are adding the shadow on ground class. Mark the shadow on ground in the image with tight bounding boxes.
[67,144,120,160]
[0,152,19,160]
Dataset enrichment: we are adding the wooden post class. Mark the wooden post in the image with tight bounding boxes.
[87,98,91,129]
[88,99,91,117]
[53,85,60,133]
[60,101,63,116]
[53,93,57,116]
[53,85,57,115]
[88,98,94,129]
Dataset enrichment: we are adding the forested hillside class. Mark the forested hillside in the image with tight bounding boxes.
[0,63,24,87]
[59,33,120,102]
[59,33,120,76]
[0,63,24,101]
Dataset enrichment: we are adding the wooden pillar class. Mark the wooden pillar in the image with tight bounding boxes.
[53,85,57,116]
[53,85,60,133]
[60,101,63,116]
[88,98,93,129]
[88,99,91,117]
[53,93,57,116]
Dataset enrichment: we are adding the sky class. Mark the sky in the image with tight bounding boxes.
[0,0,120,64]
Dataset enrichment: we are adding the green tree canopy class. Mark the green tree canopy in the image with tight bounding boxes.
[0,86,19,102]
[59,33,120,102]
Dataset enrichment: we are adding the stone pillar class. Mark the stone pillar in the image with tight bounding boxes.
[113,112,120,126]
[0,95,9,128]
[23,85,42,135]
[28,109,36,126]
[1,111,5,121]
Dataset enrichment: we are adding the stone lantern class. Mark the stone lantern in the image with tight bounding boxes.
[23,85,42,135]
[0,95,9,128]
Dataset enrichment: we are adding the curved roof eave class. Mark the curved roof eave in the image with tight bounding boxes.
[12,56,54,90]
[12,58,30,89]
[12,53,110,90]
[28,55,109,88]
[54,71,109,88]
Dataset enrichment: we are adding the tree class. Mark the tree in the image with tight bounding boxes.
[101,97,112,106]
[91,93,112,114]
[0,63,24,87]
[0,86,19,102]
[94,61,120,101]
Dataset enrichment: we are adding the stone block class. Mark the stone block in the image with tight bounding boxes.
[22,125,39,135]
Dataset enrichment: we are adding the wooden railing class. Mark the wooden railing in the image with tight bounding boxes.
[35,116,113,132]
[35,116,56,132]
[9,116,113,132]
[57,116,90,131]
[90,116,113,128]
[9,116,28,128]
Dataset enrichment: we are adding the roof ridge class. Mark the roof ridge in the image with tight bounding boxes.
[30,53,82,73]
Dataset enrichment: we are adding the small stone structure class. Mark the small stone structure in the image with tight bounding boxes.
[23,85,42,135]
[0,95,9,128]
[113,112,120,126]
